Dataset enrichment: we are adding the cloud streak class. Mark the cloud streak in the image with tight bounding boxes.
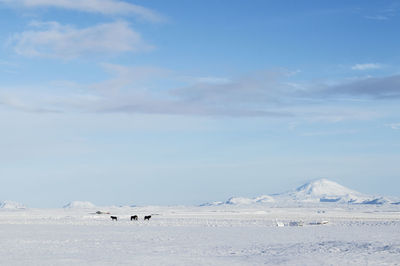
[87,68,295,117]
[351,63,383,71]
[0,0,165,23]
[0,68,296,117]
[321,75,400,99]
[9,21,152,59]
[365,15,389,20]
[386,123,400,130]
[1,64,400,119]
[171,71,298,106]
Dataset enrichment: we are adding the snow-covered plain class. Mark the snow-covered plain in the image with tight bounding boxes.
[1,204,400,265]
[1,180,400,265]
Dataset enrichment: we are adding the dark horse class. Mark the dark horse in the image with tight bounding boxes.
[130,215,138,221]
[110,216,118,221]
[144,215,151,221]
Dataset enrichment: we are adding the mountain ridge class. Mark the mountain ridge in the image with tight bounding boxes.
[0,200,26,209]
[202,178,397,206]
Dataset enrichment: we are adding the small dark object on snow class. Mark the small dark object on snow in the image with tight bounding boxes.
[96,211,110,214]
[131,215,138,221]
[110,216,118,221]
[144,215,151,221]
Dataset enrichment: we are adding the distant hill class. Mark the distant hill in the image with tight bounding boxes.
[201,178,397,206]
[63,201,96,209]
[0,200,26,209]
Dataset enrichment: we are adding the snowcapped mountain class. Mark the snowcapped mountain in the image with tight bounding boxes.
[226,195,275,205]
[277,178,372,204]
[201,178,397,206]
[292,179,360,198]
[63,201,96,209]
[200,195,274,206]
[0,200,26,209]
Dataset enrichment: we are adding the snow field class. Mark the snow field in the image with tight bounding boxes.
[0,205,400,265]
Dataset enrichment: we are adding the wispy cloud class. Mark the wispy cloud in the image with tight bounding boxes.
[1,65,399,120]
[351,63,383,71]
[300,129,357,137]
[365,15,389,20]
[0,60,18,67]
[320,74,400,99]
[9,21,152,59]
[0,60,19,74]
[386,123,400,130]
[171,71,297,107]
[0,0,165,23]
[364,4,399,21]
[0,67,296,117]
[90,63,171,93]
[88,68,294,117]
[189,76,232,85]
[0,91,61,113]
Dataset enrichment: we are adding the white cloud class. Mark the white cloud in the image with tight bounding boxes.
[351,63,383,71]
[10,21,153,58]
[0,60,19,74]
[386,123,400,130]
[300,129,357,137]
[364,7,398,21]
[100,63,170,82]
[0,60,17,67]
[0,68,295,117]
[321,74,400,99]
[0,0,165,23]
[171,70,295,107]
[91,63,171,92]
[1,66,398,120]
[0,91,61,113]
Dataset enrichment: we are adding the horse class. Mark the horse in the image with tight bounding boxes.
[110,216,118,221]
[130,215,138,221]
[144,215,151,221]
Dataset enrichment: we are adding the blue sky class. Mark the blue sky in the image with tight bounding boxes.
[1,0,400,207]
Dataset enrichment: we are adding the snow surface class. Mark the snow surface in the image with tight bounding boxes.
[2,180,400,265]
[0,204,400,265]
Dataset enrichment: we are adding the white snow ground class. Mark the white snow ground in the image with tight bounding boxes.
[2,180,400,265]
[1,204,400,265]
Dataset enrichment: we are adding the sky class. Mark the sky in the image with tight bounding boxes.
[1,0,400,208]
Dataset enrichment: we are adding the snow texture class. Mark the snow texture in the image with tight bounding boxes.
[1,179,400,265]
[0,204,400,265]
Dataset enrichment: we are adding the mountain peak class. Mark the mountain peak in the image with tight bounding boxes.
[278,178,373,203]
[294,178,360,197]
[200,178,394,206]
